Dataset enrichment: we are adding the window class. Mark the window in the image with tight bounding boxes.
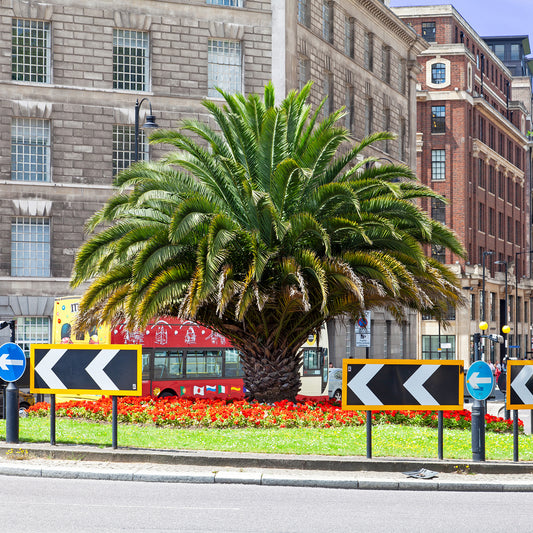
[185,350,222,377]
[381,46,391,84]
[344,16,354,58]
[15,317,50,357]
[224,348,243,377]
[206,0,243,5]
[12,19,51,83]
[298,57,310,90]
[498,171,504,198]
[488,165,495,193]
[345,85,354,131]
[510,44,521,60]
[421,22,436,42]
[298,0,310,27]
[323,72,334,116]
[478,159,485,188]
[498,212,504,239]
[399,119,406,161]
[11,217,50,277]
[364,97,373,137]
[488,207,495,236]
[507,216,513,241]
[422,335,455,360]
[208,39,242,97]
[470,294,476,321]
[494,44,505,60]
[431,63,446,84]
[153,350,184,379]
[431,105,445,133]
[399,59,406,95]
[113,125,147,176]
[431,149,445,180]
[322,2,333,44]
[303,348,321,376]
[364,32,373,71]
[431,244,446,263]
[113,29,149,91]
[11,118,50,182]
[431,198,446,224]
[383,108,390,153]
[478,203,485,232]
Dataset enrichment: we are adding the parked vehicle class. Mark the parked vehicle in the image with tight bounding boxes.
[328,367,343,401]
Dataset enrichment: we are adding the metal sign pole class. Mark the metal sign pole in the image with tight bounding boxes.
[50,394,56,446]
[366,410,372,459]
[5,383,19,444]
[513,410,519,462]
[438,411,444,459]
[112,396,118,449]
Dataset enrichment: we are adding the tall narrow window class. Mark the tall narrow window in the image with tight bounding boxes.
[399,118,406,161]
[478,159,485,188]
[364,32,373,71]
[431,63,446,84]
[208,39,242,97]
[421,22,436,42]
[364,97,373,137]
[298,0,311,27]
[431,105,445,133]
[323,72,334,116]
[12,19,51,83]
[431,149,445,180]
[399,59,406,95]
[381,46,391,84]
[344,16,354,58]
[113,125,147,176]
[11,118,50,182]
[383,108,390,153]
[206,0,243,5]
[11,217,50,277]
[345,85,354,131]
[322,2,333,44]
[431,197,446,224]
[113,29,149,91]
[298,57,310,91]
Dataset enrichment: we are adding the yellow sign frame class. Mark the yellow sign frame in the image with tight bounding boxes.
[506,360,533,410]
[342,358,464,411]
[30,344,142,396]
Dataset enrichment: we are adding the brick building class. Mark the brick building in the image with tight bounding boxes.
[393,5,533,364]
[0,0,426,366]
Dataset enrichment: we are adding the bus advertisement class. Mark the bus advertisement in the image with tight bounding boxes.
[52,298,329,401]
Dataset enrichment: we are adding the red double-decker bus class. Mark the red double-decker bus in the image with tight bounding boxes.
[111,317,329,401]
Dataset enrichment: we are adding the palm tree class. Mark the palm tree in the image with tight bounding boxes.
[71,83,465,403]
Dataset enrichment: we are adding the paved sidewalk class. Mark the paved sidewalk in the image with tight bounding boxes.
[1,442,533,492]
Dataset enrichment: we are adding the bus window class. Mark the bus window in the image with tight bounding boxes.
[142,351,151,380]
[302,348,321,376]
[224,348,244,377]
[186,350,223,378]
[154,350,184,379]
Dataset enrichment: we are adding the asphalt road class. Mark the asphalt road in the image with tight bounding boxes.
[3,475,533,532]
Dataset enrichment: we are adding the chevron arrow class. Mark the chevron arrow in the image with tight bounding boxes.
[34,348,68,389]
[347,363,384,405]
[403,365,439,405]
[511,365,533,405]
[85,349,119,390]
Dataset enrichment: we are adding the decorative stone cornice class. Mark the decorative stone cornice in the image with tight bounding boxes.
[208,21,245,40]
[11,0,53,20]
[11,100,52,118]
[472,139,525,184]
[114,11,152,31]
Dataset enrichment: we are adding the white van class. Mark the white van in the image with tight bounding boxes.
[328,368,343,401]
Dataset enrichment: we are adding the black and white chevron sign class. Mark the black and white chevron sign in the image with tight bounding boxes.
[507,361,533,409]
[30,345,141,396]
[343,359,464,410]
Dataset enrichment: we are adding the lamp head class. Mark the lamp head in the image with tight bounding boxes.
[502,324,511,334]
[479,321,489,331]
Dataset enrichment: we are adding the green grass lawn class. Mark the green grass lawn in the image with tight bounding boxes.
[1,417,532,461]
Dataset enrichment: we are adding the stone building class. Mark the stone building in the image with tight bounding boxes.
[393,5,533,365]
[0,0,425,366]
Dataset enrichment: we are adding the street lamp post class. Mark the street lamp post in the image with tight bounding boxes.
[481,251,494,361]
[134,98,159,163]
[514,250,533,359]
[495,260,509,363]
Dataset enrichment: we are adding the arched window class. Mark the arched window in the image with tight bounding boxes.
[431,63,446,84]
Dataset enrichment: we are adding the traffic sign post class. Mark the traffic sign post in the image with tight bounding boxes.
[30,344,141,448]
[466,358,494,462]
[343,359,464,460]
[0,342,27,444]
[506,361,533,462]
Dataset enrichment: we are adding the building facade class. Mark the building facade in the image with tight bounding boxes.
[393,5,533,365]
[0,0,425,366]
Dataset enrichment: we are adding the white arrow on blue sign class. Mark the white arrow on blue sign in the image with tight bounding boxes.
[466,360,494,401]
[0,342,26,383]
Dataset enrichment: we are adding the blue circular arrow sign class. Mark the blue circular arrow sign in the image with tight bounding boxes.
[0,342,26,383]
[466,360,494,401]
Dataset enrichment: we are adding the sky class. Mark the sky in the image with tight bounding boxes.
[389,0,533,40]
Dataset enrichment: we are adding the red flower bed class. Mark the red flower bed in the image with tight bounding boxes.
[26,397,522,433]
